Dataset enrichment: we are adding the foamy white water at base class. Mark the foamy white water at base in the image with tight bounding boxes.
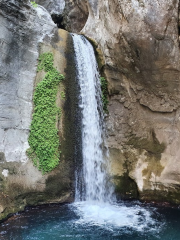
[71,201,161,232]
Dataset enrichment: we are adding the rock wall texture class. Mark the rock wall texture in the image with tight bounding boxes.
[1,0,180,221]
[35,0,65,15]
[0,0,77,220]
[79,0,180,204]
[36,0,88,32]
[0,0,55,164]
[46,0,180,204]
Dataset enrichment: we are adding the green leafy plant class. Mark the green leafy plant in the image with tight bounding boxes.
[27,52,64,173]
[100,77,109,113]
[31,1,38,8]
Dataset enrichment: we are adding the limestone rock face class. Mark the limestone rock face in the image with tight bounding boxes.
[35,0,65,15]
[63,0,89,32]
[0,0,75,220]
[0,0,56,163]
[36,0,88,32]
[80,0,180,203]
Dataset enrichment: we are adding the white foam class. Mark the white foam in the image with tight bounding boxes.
[71,201,160,232]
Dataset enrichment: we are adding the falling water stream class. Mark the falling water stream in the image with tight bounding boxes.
[70,34,160,230]
[72,34,112,203]
[0,35,180,239]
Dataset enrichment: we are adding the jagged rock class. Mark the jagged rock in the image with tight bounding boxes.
[63,0,89,32]
[0,0,76,220]
[35,0,65,15]
[36,0,88,32]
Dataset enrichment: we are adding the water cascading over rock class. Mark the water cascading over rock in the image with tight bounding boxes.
[72,34,113,203]
[70,34,159,230]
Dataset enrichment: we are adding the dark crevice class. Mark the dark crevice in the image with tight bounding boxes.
[51,14,66,29]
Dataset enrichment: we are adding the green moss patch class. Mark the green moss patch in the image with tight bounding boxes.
[27,53,64,173]
[100,77,109,113]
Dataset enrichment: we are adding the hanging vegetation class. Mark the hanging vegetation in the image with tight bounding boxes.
[27,53,64,173]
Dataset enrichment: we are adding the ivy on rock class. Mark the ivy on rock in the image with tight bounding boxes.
[100,77,109,113]
[27,53,64,173]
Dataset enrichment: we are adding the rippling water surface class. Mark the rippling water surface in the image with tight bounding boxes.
[0,202,179,240]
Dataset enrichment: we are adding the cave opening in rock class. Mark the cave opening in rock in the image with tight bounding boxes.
[51,14,66,29]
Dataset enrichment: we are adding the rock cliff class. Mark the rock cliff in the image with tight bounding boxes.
[0,0,78,220]
[1,0,180,221]
[35,0,180,204]
[80,0,180,203]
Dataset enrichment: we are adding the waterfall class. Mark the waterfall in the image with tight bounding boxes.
[70,34,157,231]
[72,34,112,203]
